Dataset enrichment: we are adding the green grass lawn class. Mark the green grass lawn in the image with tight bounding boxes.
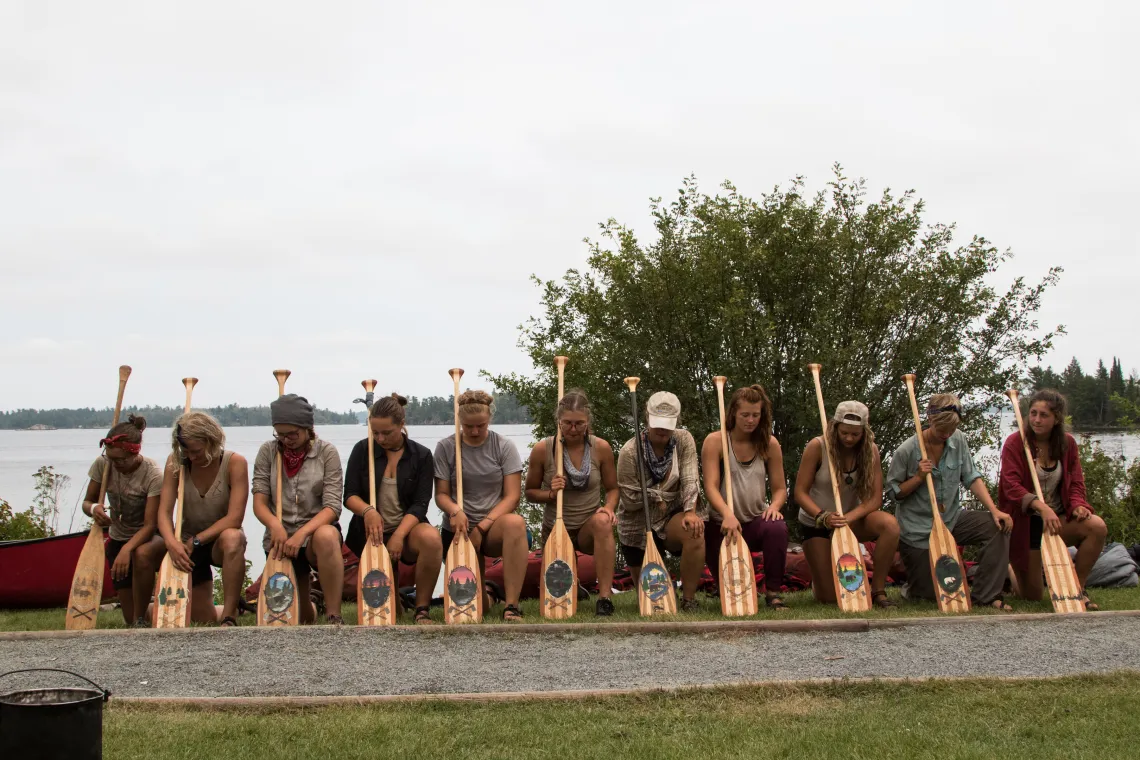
[100,675,1140,759]
[4,585,1139,631]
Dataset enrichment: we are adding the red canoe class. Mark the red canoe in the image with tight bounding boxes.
[0,531,116,609]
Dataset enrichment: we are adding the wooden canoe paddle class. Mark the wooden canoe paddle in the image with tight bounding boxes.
[153,377,199,628]
[257,369,301,626]
[65,364,131,630]
[808,364,871,612]
[443,367,484,624]
[1007,388,1086,613]
[356,379,397,626]
[624,377,678,616]
[712,376,759,617]
[541,355,579,619]
[903,373,971,613]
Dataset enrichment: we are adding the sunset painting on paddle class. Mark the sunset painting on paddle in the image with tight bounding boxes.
[836,553,865,593]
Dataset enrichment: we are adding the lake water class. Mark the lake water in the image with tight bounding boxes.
[0,424,535,580]
[2,419,1137,580]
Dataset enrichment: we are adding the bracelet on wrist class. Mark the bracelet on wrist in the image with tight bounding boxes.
[363,506,377,516]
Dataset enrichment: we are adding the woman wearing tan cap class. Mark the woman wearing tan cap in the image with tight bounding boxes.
[616,390,707,611]
[794,400,900,608]
[702,384,792,609]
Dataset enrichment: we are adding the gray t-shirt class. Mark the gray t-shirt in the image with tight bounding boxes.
[434,431,523,530]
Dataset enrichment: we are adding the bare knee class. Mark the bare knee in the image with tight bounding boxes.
[414,523,443,561]
[499,513,527,539]
[876,513,900,538]
[217,528,246,558]
[1087,515,1108,540]
[312,524,340,551]
[585,513,615,544]
[683,535,705,559]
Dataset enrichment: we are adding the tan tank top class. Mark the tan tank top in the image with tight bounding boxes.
[713,437,768,524]
[1036,461,1064,515]
[379,477,403,528]
[541,435,603,531]
[798,437,859,527]
[180,450,233,539]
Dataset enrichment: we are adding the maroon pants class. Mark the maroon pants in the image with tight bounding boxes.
[704,517,789,593]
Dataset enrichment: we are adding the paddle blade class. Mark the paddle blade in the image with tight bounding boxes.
[444,533,483,624]
[830,526,871,612]
[719,532,758,617]
[153,556,192,628]
[928,514,971,613]
[65,524,107,630]
[257,556,300,626]
[1042,532,1086,613]
[541,520,578,619]
[638,533,677,616]
[357,541,398,626]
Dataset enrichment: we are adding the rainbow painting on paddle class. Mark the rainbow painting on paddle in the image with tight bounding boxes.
[836,553,866,593]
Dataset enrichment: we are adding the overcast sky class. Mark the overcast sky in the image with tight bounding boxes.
[2,2,1136,412]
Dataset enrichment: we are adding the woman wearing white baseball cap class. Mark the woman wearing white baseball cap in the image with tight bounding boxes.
[793,400,900,608]
[615,390,707,610]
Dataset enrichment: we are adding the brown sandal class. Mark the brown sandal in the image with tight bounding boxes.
[502,604,523,622]
[219,616,238,627]
[414,606,435,625]
[871,591,897,609]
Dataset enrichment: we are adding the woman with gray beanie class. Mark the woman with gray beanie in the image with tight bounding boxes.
[251,393,345,624]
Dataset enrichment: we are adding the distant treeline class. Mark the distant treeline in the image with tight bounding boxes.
[0,392,532,430]
[1030,357,1140,429]
[0,404,358,430]
[395,393,531,425]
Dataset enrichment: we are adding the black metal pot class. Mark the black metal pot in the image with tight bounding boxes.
[0,668,111,759]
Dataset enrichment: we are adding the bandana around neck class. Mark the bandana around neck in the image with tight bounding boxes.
[281,444,308,478]
[640,430,676,486]
[562,435,592,489]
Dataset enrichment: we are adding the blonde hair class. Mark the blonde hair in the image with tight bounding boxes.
[925,393,962,429]
[825,418,877,501]
[458,389,494,421]
[173,411,226,467]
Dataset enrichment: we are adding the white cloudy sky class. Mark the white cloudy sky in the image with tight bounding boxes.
[2,1,1137,412]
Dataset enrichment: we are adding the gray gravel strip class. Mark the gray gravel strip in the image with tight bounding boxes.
[3,617,1139,699]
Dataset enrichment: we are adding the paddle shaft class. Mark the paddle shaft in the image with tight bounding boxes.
[362,379,378,543]
[554,356,568,521]
[94,365,133,513]
[902,375,946,522]
[808,364,848,516]
[450,369,465,513]
[712,376,737,528]
[272,369,291,545]
[172,378,199,539]
[1007,389,1053,520]
[623,378,655,534]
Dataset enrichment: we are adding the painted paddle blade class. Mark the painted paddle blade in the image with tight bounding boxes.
[638,532,677,616]
[541,520,578,619]
[444,533,483,624]
[257,556,300,626]
[65,523,107,630]
[928,513,970,613]
[357,541,398,626]
[831,526,871,612]
[153,556,192,628]
[1042,532,1086,613]
[719,532,758,617]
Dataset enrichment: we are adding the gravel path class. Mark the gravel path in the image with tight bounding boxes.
[3,617,1140,699]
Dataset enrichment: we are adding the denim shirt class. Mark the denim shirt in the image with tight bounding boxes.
[886,430,982,549]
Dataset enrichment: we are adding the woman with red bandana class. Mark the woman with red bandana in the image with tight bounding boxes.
[251,393,345,624]
[80,414,165,626]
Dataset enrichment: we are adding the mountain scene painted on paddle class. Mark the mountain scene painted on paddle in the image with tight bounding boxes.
[264,572,294,614]
[640,563,670,601]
